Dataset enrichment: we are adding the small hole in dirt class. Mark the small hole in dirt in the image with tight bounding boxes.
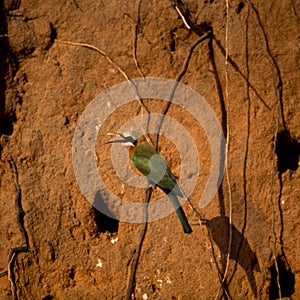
[45,23,57,50]
[92,207,119,234]
[64,116,70,126]
[275,129,299,173]
[0,113,16,136]
[170,28,177,52]
[268,256,295,299]
[170,38,176,52]
[69,266,75,280]
[237,2,244,14]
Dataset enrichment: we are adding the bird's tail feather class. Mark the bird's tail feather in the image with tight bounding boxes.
[169,194,192,234]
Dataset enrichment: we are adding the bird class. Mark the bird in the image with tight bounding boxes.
[107,131,192,234]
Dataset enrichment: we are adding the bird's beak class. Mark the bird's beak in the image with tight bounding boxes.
[105,133,125,144]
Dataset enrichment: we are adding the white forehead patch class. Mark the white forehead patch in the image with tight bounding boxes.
[122,131,141,140]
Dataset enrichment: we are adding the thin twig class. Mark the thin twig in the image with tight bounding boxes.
[226,7,251,292]
[154,31,211,149]
[130,0,145,77]
[246,1,284,297]
[0,270,8,277]
[8,252,17,299]
[210,234,232,300]
[245,0,284,127]
[55,39,150,115]
[213,37,271,110]
[127,0,148,135]
[7,158,30,300]
[71,0,82,11]
[55,38,153,141]
[178,181,207,235]
[268,101,282,300]
[170,0,192,29]
[289,0,297,16]
[125,188,152,300]
[217,1,233,298]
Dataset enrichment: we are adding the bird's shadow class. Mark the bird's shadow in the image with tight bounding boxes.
[205,216,260,297]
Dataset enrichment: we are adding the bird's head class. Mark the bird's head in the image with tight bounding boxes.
[106,131,141,151]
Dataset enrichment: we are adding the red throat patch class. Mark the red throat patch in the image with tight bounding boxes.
[125,145,133,151]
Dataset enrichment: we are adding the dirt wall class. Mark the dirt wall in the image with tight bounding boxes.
[0,0,299,299]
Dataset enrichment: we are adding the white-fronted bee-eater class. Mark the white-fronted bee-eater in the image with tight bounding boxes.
[107,131,192,234]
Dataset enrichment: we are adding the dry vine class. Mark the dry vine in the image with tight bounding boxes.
[125,27,211,300]
[4,159,30,300]
[246,0,287,297]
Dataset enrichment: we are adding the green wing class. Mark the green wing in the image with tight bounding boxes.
[131,142,156,176]
[131,142,182,196]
